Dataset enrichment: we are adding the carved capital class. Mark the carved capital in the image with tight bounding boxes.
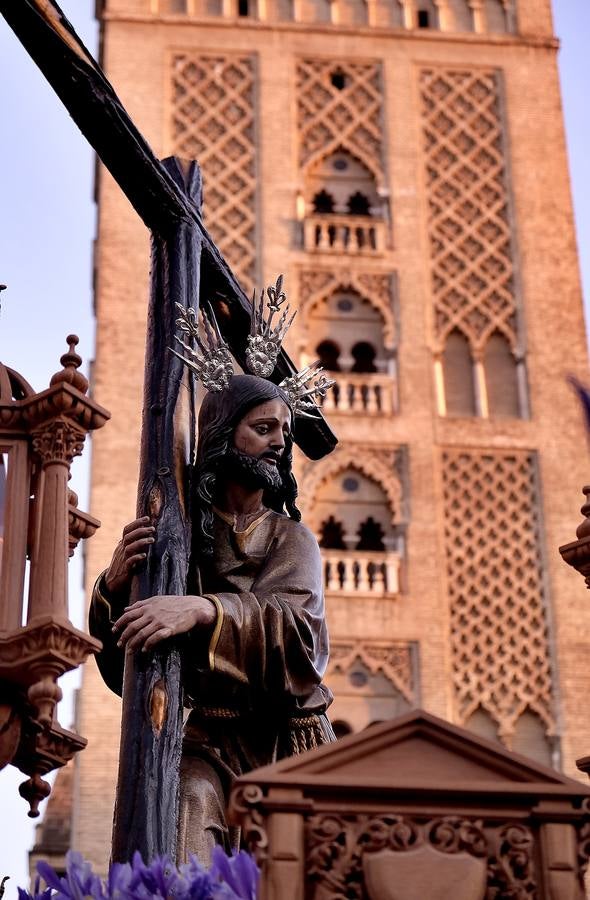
[32,419,86,466]
[229,784,269,862]
[0,617,101,728]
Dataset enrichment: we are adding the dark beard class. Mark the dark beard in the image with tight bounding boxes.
[219,447,283,493]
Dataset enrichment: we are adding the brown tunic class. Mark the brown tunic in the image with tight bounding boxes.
[90,508,333,862]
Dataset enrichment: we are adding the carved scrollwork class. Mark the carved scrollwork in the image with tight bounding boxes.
[306,814,539,900]
[230,784,269,862]
[487,823,536,898]
[359,814,422,854]
[306,814,486,899]
[307,814,351,898]
[32,419,86,465]
[428,816,487,857]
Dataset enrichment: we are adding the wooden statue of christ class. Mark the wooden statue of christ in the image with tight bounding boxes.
[89,375,334,863]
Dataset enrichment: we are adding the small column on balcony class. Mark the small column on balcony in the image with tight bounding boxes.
[385,555,400,594]
[468,0,485,32]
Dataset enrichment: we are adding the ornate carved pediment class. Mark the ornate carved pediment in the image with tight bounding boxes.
[229,711,590,899]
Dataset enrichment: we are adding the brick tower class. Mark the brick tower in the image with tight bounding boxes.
[61,0,590,872]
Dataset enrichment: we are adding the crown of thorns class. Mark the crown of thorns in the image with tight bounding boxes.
[171,275,335,419]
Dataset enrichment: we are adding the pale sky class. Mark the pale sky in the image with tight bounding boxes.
[0,2,589,896]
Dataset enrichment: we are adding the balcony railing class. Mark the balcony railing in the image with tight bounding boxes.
[303,214,386,255]
[322,550,401,597]
[320,372,396,415]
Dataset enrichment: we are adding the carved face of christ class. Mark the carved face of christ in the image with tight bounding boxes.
[221,398,292,493]
[233,398,291,460]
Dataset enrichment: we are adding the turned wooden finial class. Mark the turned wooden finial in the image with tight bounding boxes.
[50,334,88,393]
[576,486,590,540]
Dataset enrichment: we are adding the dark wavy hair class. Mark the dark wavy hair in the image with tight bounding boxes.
[192,375,300,560]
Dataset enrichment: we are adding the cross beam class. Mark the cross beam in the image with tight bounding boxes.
[1,0,337,460]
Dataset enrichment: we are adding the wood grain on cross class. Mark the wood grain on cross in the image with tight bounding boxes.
[1,0,337,864]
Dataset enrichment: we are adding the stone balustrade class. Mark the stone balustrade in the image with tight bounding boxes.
[303,215,386,255]
[320,372,396,415]
[322,549,401,596]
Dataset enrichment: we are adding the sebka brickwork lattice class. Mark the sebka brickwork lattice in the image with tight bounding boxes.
[171,53,257,293]
[296,58,385,182]
[442,449,555,743]
[420,68,519,354]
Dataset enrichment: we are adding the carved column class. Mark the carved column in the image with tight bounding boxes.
[434,0,453,30]
[366,0,378,26]
[28,421,84,619]
[265,811,305,900]
[468,0,485,32]
[401,0,415,28]
[538,822,581,899]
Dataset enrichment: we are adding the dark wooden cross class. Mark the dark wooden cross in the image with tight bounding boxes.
[1,0,337,865]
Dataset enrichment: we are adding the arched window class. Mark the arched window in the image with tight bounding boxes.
[238,0,250,15]
[338,0,368,25]
[512,709,553,768]
[356,517,385,551]
[307,290,387,375]
[447,0,474,30]
[319,515,347,550]
[416,0,439,28]
[464,706,500,743]
[351,341,377,373]
[306,151,380,218]
[484,331,520,418]
[348,191,371,216]
[313,190,335,215]
[332,720,353,739]
[325,652,413,733]
[484,0,507,32]
[160,0,187,11]
[316,339,341,372]
[442,330,476,417]
[274,0,293,19]
[313,468,394,555]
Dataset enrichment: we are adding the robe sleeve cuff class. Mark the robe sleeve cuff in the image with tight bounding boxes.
[202,593,224,672]
[92,570,114,624]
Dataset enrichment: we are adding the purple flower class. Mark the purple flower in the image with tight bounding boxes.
[209,849,259,900]
[18,876,51,900]
[19,848,259,900]
[177,856,216,900]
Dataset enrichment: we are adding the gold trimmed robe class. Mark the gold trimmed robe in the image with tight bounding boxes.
[90,508,333,861]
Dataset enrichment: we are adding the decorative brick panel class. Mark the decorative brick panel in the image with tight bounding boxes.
[420,68,519,354]
[171,53,257,293]
[296,58,384,182]
[442,449,555,742]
